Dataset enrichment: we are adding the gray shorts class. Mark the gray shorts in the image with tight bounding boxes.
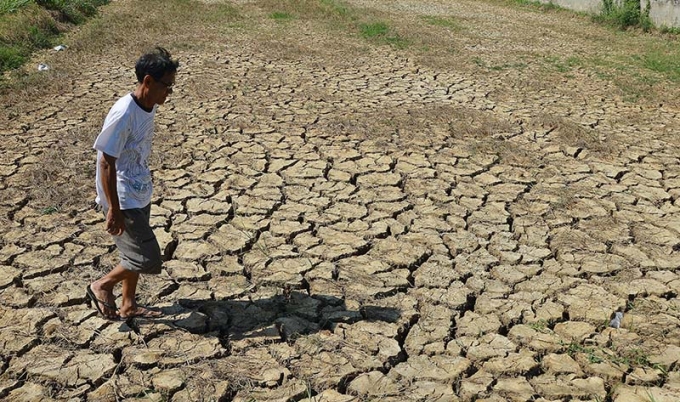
[102,204,162,275]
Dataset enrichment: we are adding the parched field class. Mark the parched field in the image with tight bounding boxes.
[1,0,680,401]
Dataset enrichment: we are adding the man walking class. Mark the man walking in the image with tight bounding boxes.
[86,47,178,320]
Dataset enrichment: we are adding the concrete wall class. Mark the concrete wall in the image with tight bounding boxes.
[537,0,680,28]
[650,0,680,28]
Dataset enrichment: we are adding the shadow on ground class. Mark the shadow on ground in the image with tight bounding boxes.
[120,291,402,344]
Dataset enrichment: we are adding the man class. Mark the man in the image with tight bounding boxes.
[86,47,178,320]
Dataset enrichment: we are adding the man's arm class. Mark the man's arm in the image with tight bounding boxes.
[100,153,126,235]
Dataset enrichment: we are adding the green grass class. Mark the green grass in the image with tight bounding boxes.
[565,342,604,364]
[543,55,582,73]
[421,15,462,31]
[270,11,294,21]
[0,0,32,15]
[527,319,549,331]
[635,50,680,82]
[610,347,651,367]
[41,206,59,215]
[583,40,680,101]
[257,1,409,49]
[38,0,109,24]
[360,21,388,38]
[319,0,352,19]
[359,21,409,48]
[593,0,653,31]
[0,0,109,74]
[472,56,527,72]
[0,44,24,69]
[562,340,670,377]
[659,26,680,35]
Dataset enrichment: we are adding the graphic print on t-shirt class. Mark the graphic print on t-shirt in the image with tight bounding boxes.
[93,94,156,209]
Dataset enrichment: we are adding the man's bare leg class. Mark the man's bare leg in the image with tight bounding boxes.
[90,264,131,319]
[119,269,162,318]
[119,270,139,317]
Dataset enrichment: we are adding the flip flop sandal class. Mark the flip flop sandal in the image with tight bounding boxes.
[85,285,119,320]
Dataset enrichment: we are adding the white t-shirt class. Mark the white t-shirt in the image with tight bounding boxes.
[93,93,157,210]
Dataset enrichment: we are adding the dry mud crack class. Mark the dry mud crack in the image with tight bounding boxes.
[1,0,680,401]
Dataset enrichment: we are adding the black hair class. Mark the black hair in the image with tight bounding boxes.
[134,47,179,83]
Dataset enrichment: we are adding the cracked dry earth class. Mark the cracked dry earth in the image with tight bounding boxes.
[2,0,680,401]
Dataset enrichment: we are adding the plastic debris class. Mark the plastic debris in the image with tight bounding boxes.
[38,64,50,71]
[609,311,623,329]
[53,45,67,51]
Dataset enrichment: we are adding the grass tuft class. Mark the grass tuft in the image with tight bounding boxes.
[0,0,32,15]
[359,21,388,39]
[359,21,408,48]
[544,55,582,73]
[270,11,294,21]
[421,15,462,31]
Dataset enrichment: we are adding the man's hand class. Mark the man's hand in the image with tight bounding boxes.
[106,208,126,236]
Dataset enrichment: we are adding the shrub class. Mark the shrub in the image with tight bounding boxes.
[596,0,653,31]
[0,0,109,73]
[0,44,25,70]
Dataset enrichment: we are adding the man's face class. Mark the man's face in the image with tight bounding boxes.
[150,71,175,105]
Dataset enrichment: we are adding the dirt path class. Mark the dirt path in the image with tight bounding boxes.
[1,0,679,401]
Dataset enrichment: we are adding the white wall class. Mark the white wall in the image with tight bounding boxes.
[650,0,680,28]
[537,0,680,28]
[542,0,604,13]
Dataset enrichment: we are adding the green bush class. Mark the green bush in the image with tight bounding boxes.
[596,0,653,31]
[0,0,109,73]
[27,23,56,47]
[0,44,25,70]
[0,0,33,15]
[36,0,109,23]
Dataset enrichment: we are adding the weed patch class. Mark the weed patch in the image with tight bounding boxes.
[37,0,109,24]
[0,0,109,74]
[270,11,294,21]
[257,0,408,49]
[0,0,32,15]
[544,55,582,73]
[257,0,353,22]
[594,0,653,32]
[473,56,528,72]
[0,44,24,70]
[359,21,408,48]
[421,15,463,31]
[319,0,352,19]
[359,21,388,39]
[634,50,680,82]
